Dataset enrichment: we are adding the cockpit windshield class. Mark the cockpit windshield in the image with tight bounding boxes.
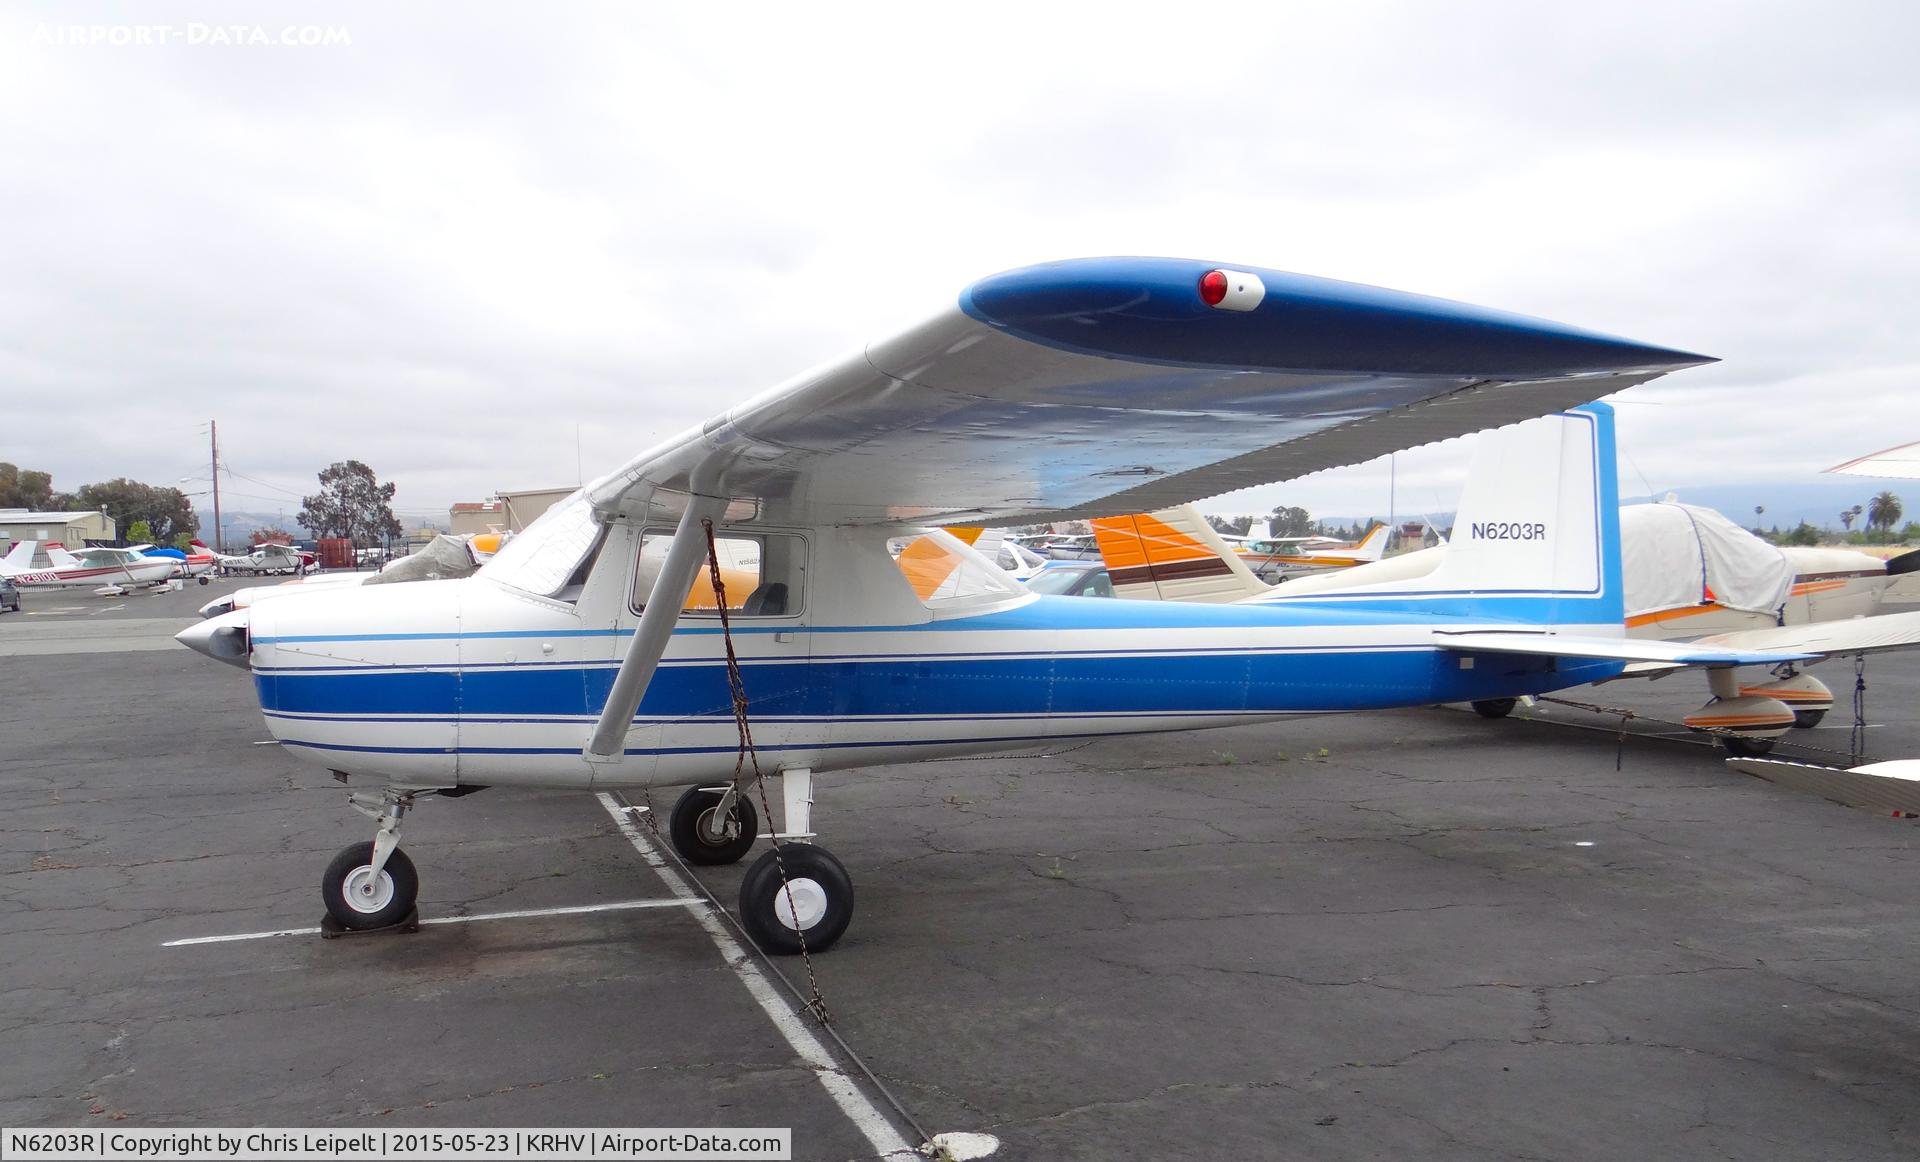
[476,490,604,599]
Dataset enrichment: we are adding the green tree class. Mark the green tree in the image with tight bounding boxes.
[0,463,55,510]
[1267,505,1314,538]
[71,479,199,544]
[1867,491,1903,533]
[298,461,404,547]
[1205,514,1254,536]
[126,519,154,545]
[1781,521,1821,546]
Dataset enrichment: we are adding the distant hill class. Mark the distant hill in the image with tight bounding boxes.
[206,510,309,549]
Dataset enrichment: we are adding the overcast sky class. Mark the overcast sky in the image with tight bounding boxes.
[2,2,1916,529]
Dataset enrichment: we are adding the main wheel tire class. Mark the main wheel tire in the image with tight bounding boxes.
[1472,698,1518,719]
[322,841,419,930]
[1720,734,1777,757]
[1792,708,1826,729]
[669,787,759,866]
[738,844,854,955]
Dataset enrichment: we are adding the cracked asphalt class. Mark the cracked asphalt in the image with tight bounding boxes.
[5,581,1920,1160]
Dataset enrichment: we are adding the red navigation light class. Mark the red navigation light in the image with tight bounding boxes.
[1198,269,1229,306]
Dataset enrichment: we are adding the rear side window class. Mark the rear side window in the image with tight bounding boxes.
[632,530,805,617]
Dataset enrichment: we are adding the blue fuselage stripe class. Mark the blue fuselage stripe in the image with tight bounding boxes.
[255,648,1622,720]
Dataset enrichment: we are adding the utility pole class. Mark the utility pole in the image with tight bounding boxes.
[1388,453,1397,551]
[210,419,223,553]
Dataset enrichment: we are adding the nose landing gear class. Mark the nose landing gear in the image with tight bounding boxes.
[321,789,420,930]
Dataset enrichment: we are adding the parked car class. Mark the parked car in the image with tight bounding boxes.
[0,575,19,613]
[1023,562,1115,598]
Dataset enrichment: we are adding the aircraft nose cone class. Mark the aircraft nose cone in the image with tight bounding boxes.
[176,610,251,668]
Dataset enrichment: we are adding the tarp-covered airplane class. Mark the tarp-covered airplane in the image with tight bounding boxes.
[178,257,1771,953]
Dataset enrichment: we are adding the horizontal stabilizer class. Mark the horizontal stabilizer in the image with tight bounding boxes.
[1727,757,1920,816]
[1433,630,1814,667]
[1692,610,1920,659]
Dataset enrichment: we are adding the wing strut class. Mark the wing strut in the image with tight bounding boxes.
[585,489,729,761]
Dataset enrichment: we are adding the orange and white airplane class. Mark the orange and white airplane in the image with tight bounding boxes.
[1088,499,1920,752]
[1234,522,1391,582]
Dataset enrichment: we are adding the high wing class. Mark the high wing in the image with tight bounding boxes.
[583,258,1710,529]
[1827,440,1920,480]
[1727,757,1920,816]
[1433,630,1815,667]
[1605,611,1920,679]
[1691,611,1920,660]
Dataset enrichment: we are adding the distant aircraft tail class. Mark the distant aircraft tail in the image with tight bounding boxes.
[1262,403,1624,631]
[1,539,37,572]
[47,545,81,569]
[1347,522,1391,562]
[1091,506,1270,603]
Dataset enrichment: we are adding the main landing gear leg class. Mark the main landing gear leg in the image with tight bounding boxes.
[321,789,421,931]
[668,780,761,866]
[738,767,854,955]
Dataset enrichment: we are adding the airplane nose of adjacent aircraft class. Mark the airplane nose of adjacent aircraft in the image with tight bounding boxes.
[176,610,251,668]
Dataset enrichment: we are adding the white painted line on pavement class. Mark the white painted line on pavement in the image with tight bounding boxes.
[162,896,701,946]
[596,793,918,1160]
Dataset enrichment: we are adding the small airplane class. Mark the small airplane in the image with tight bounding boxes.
[1089,496,1920,750]
[212,543,315,575]
[1034,533,1102,561]
[1237,522,1391,582]
[0,540,179,593]
[178,256,1764,953]
[130,543,216,584]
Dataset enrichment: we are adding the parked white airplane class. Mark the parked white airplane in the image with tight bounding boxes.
[176,257,1760,952]
[1238,522,1392,581]
[1090,498,1916,749]
[0,541,179,593]
[213,543,314,575]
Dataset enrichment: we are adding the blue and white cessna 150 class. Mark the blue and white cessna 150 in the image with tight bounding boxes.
[177,257,1799,953]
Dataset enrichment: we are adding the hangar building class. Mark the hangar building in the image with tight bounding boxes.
[0,509,117,558]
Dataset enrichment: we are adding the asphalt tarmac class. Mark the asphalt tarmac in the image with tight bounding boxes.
[4,579,1919,1160]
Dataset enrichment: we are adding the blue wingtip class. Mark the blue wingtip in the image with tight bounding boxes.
[961,258,1715,378]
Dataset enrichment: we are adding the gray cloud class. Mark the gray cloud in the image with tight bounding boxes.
[1,1,1916,531]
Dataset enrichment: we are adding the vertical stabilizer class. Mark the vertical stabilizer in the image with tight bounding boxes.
[1260,404,1623,631]
[1348,523,1391,563]
[1,539,37,572]
[47,545,81,569]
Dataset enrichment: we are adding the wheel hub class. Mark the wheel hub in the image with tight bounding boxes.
[341,865,395,914]
[697,806,739,846]
[773,877,828,930]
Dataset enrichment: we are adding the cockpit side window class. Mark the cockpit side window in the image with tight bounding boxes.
[630,530,806,617]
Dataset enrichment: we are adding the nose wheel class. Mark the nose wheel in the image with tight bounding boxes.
[321,788,421,930]
[322,841,419,929]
